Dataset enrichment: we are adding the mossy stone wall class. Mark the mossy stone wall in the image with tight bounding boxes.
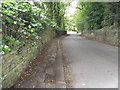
[1,28,57,88]
[83,28,119,45]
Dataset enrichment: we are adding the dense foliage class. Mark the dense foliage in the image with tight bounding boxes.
[75,2,120,33]
[44,2,66,30]
[0,1,66,54]
[1,1,119,54]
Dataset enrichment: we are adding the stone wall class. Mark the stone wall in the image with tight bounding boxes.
[1,28,57,88]
[83,28,119,46]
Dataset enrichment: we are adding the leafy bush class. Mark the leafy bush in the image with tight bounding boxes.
[1,1,61,54]
[75,2,119,32]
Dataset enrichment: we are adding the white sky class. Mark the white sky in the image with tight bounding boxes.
[65,1,78,19]
[67,31,77,34]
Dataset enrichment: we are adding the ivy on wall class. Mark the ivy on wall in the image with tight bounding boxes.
[0,1,66,55]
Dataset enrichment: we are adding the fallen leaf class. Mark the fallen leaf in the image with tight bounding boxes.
[33,85,35,88]
[18,84,21,86]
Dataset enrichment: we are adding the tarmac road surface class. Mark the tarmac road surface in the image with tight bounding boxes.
[63,34,118,88]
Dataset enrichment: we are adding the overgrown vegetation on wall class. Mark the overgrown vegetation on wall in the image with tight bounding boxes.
[0,1,67,88]
[75,2,119,45]
[1,1,119,88]
[75,2,119,32]
[0,1,66,55]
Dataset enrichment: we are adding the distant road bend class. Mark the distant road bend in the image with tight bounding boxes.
[63,34,118,88]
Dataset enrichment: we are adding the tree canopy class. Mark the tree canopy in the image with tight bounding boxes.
[1,1,68,53]
[74,2,119,33]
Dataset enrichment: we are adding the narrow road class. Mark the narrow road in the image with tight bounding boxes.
[63,34,118,88]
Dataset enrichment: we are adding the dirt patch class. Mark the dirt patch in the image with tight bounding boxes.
[13,38,58,88]
[12,36,68,88]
